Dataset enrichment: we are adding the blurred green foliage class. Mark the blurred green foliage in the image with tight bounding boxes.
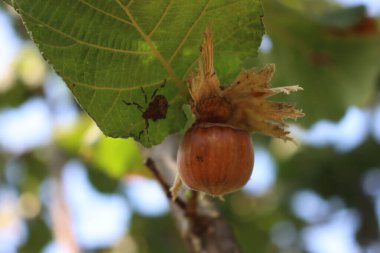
[258,0,380,126]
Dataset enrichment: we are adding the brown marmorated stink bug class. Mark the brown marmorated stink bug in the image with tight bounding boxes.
[123,80,168,141]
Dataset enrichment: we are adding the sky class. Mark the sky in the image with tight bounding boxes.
[333,0,380,16]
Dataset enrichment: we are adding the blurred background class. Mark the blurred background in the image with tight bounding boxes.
[1,0,380,252]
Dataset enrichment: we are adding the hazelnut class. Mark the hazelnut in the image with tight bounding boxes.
[171,26,303,198]
[177,123,254,196]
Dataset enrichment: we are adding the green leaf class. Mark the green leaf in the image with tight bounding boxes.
[10,0,264,146]
[93,136,145,178]
[87,165,120,193]
[20,216,51,253]
[181,104,195,133]
[54,115,93,154]
[260,0,380,126]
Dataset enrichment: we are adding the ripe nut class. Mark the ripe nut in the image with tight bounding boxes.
[177,123,254,196]
[171,26,304,198]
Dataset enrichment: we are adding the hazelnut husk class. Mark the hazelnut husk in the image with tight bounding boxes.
[173,26,304,197]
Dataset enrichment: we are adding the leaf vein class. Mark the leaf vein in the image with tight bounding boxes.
[205,0,242,13]
[21,10,150,55]
[127,0,135,8]
[182,19,259,80]
[68,79,166,92]
[168,0,211,63]
[148,0,174,38]
[41,42,77,49]
[78,0,133,26]
[87,88,97,110]
[214,20,259,48]
[115,0,182,87]
[100,92,122,124]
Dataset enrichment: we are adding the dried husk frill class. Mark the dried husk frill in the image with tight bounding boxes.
[188,27,304,141]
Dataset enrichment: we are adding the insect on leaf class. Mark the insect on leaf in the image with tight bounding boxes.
[9,0,265,146]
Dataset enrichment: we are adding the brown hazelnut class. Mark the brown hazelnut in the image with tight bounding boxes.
[177,123,254,196]
[170,26,303,198]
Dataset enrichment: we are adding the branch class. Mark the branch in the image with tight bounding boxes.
[145,158,187,210]
[145,156,241,253]
[50,146,80,253]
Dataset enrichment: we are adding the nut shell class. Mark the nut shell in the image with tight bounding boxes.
[177,123,254,196]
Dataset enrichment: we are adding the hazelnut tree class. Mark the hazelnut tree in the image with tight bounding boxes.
[2,0,380,252]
